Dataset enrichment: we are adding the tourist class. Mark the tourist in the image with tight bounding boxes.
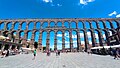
[87,49,92,55]
[58,51,60,56]
[66,50,68,53]
[55,50,58,56]
[32,49,36,60]
[6,49,10,57]
[116,48,120,59]
[47,50,50,56]
[113,48,119,60]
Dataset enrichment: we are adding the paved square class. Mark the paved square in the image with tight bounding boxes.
[0,53,120,68]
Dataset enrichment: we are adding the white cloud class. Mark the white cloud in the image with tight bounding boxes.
[108,11,120,18]
[42,0,62,7]
[89,41,92,44]
[65,41,69,43]
[95,33,99,39]
[57,34,62,37]
[50,45,54,49]
[103,34,106,39]
[73,40,77,43]
[57,4,62,7]
[80,0,95,5]
[108,11,117,16]
[43,0,52,3]
[72,35,77,38]
[57,40,62,43]
[51,4,55,6]
[87,32,92,38]
[116,14,120,18]
[81,41,85,44]
[80,33,84,38]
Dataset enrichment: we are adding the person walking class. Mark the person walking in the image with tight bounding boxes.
[32,49,36,60]
[6,49,10,57]
[58,51,60,56]
[56,50,58,56]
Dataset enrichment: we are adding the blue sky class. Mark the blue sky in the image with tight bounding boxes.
[0,0,119,50]
[0,0,120,19]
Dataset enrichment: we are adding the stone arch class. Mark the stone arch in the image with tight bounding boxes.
[78,21,83,29]
[19,30,25,37]
[79,30,85,49]
[19,30,25,44]
[101,30,107,41]
[64,21,70,28]
[105,20,111,28]
[42,31,47,48]
[87,29,93,47]
[94,30,99,45]
[91,21,97,29]
[98,21,104,29]
[11,31,17,42]
[112,20,118,29]
[42,21,48,28]
[0,22,4,30]
[6,22,12,30]
[28,22,34,30]
[50,21,55,27]
[70,21,76,28]
[14,21,19,30]
[71,30,77,48]
[34,31,40,42]
[27,30,32,40]
[64,30,70,48]
[102,29,109,45]
[94,29,103,46]
[114,20,120,27]
[57,21,62,27]
[49,30,55,50]
[21,22,27,30]
[84,21,90,29]
[56,30,62,50]
[36,21,41,29]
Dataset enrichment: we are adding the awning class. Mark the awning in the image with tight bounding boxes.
[111,45,120,48]
[91,46,103,49]
[21,47,34,51]
[0,35,6,40]
[91,44,120,49]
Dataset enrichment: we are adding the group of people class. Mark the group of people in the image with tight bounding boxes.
[32,49,61,60]
[1,50,9,58]
[55,50,60,56]
[0,48,22,58]
[112,48,120,60]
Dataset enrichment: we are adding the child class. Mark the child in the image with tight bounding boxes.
[32,49,36,60]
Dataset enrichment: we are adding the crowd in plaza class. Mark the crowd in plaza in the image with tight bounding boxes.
[90,47,120,59]
[0,48,21,58]
[0,45,120,60]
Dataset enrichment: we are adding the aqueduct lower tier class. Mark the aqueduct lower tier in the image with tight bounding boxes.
[0,18,120,52]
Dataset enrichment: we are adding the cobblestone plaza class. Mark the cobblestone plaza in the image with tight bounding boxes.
[0,53,120,68]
